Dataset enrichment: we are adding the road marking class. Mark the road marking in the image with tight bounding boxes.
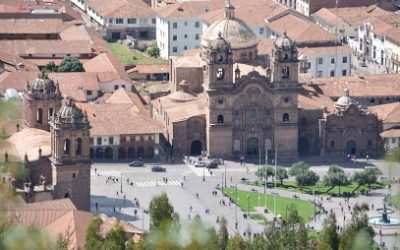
[133,180,181,187]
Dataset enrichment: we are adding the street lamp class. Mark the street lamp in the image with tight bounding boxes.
[246,194,250,217]
[235,184,238,229]
[120,173,123,193]
[274,144,278,217]
[224,164,227,187]
[203,165,205,182]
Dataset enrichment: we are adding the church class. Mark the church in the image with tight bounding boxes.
[152,2,383,160]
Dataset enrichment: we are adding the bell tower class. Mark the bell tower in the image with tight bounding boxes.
[50,97,91,211]
[271,32,299,84]
[23,71,62,131]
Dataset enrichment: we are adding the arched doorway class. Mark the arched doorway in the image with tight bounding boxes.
[95,148,103,159]
[247,138,259,156]
[137,147,145,159]
[127,147,135,159]
[298,137,310,156]
[190,140,202,155]
[118,147,126,159]
[346,140,356,155]
[105,147,113,159]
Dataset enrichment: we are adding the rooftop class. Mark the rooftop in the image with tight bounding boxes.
[0,18,63,34]
[86,0,155,18]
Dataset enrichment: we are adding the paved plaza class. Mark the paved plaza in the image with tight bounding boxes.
[90,157,400,248]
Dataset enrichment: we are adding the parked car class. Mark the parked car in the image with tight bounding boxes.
[240,177,249,182]
[129,160,144,167]
[152,166,166,172]
[206,158,220,168]
[194,161,206,168]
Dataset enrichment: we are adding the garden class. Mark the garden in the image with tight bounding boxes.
[106,41,167,65]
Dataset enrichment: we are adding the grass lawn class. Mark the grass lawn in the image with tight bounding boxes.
[243,180,385,196]
[106,42,167,65]
[221,188,315,223]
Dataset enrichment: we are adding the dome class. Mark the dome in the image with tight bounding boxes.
[201,4,257,50]
[30,71,56,93]
[210,31,230,52]
[55,97,87,124]
[335,88,357,110]
[275,32,295,50]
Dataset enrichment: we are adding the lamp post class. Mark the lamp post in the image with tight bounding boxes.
[258,192,260,207]
[247,194,250,217]
[235,184,238,229]
[274,144,278,216]
[224,164,227,187]
[202,165,205,182]
[120,172,123,193]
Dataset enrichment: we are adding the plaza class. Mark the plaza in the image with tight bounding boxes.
[90,157,400,248]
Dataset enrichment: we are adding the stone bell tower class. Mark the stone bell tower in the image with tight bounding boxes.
[23,71,62,131]
[50,97,91,211]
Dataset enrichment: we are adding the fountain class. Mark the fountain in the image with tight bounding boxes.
[368,203,400,226]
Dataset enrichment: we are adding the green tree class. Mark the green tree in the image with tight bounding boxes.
[255,166,275,181]
[351,229,375,250]
[276,167,288,185]
[58,57,84,72]
[102,224,127,250]
[146,43,160,58]
[323,166,349,195]
[44,61,57,72]
[149,193,174,229]
[295,169,319,187]
[218,216,229,250]
[318,213,339,250]
[289,161,310,176]
[278,205,309,250]
[205,227,219,250]
[85,217,103,250]
[352,169,377,193]
[226,234,248,250]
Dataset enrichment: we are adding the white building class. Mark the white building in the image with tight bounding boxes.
[70,0,156,40]
[299,45,352,78]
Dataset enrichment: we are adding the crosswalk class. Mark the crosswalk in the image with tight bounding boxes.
[134,180,181,187]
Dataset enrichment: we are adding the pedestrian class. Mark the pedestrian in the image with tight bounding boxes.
[188,213,191,220]
[124,195,126,200]
[117,191,119,196]
[113,206,116,213]
[119,206,121,211]
[94,168,97,174]
[95,202,98,210]
[190,206,192,212]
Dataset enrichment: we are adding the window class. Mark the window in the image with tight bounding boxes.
[76,138,82,155]
[317,58,323,64]
[109,18,113,24]
[217,114,224,123]
[330,70,335,77]
[368,140,372,146]
[89,138,94,145]
[316,71,323,77]
[152,18,156,24]
[250,109,257,119]
[172,46,177,52]
[331,58,335,64]
[233,140,240,151]
[281,66,289,78]
[392,138,396,143]
[218,99,224,105]
[342,70,347,76]
[86,90,92,95]
[195,34,199,40]
[342,56,348,63]
[259,28,264,34]
[184,46,187,50]
[97,137,102,145]
[64,139,70,155]
[282,113,289,122]
[330,140,335,147]
[114,85,119,90]
[173,22,177,29]
[195,21,200,28]
[173,35,177,41]
[36,108,43,124]
[184,34,187,39]
[127,18,136,24]
[72,173,76,178]
[116,18,123,24]
[48,108,53,118]
[184,21,188,26]
[216,68,224,79]
[109,137,114,145]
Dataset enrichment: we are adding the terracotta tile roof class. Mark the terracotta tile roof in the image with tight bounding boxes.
[156,0,224,19]
[307,0,378,15]
[25,58,90,67]
[362,16,393,36]
[128,64,169,74]
[257,38,276,55]
[298,45,353,56]
[86,0,155,18]
[0,50,38,72]
[99,214,142,238]
[369,102,400,124]
[0,40,93,56]
[7,128,51,162]
[0,18,63,34]
[298,85,335,112]
[307,74,400,98]
[267,13,338,44]
[381,129,400,138]
[59,24,93,42]
[83,52,118,73]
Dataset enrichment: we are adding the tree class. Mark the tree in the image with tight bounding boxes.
[352,169,377,192]
[276,167,288,185]
[323,166,349,195]
[44,61,57,72]
[149,192,174,229]
[218,216,229,250]
[146,43,160,58]
[102,224,127,250]
[58,57,84,72]
[226,234,248,250]
[85,217,103,250]
[318,213,339,250]
[289,161,310,176]
[295,170,319,187]
[255,166,275,181]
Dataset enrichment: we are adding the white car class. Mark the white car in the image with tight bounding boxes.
[194,161,206,167]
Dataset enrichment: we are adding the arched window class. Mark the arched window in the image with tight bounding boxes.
[217,114,224,123]
[282,66,289,78]
[218,55,223,62]
[76,138,82,155]
[282,113,289,122]
[216,68,225,80]
[64,139,70,155]
[37,108,43,124]
[48,108,54,118]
